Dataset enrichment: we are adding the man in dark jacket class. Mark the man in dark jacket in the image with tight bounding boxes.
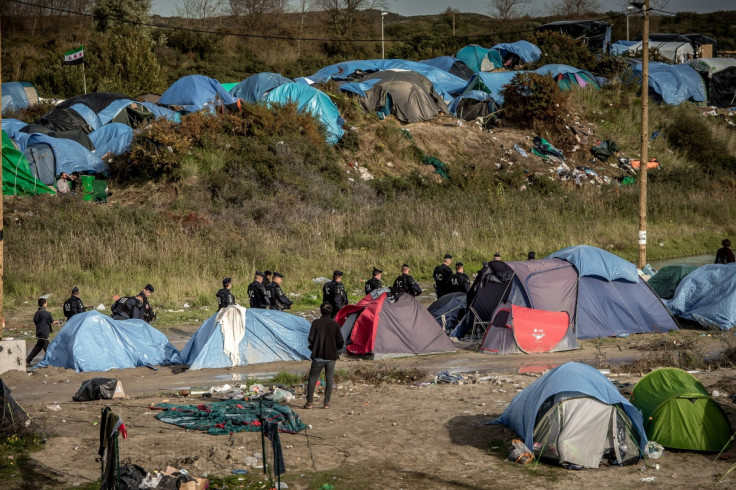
[111,294,144,320]
[139,284,155,322]
[267,272,293,311]
[63,286,87,320]
[393,264,422,296]
[27,297,60,366]
[451,262,471,293]
[216,277,236,310]
[433,254,454,298]
[322,270,347,318]
[305,303,344,409]
[248,271,270,308]
[263,271,272,288]
[716,239,735,264]
[364,267,383,295]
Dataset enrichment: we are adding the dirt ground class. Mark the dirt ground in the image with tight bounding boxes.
[3,328,736,489]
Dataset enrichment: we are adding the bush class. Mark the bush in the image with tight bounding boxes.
[501,72,566,131]
[666,108,736,176]
[531,31,596,71]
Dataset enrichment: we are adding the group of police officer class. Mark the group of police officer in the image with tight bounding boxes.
[59,284,156,322]
[215,271,293,311]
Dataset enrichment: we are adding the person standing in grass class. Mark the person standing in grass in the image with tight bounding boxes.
[248,271,270,309]
[26,297,60,367]
[267,272,293,311]
[715,239,735,264]
[364,267,383,295]
[63,286,86,320]
[433,254,454,299]
[216,277,236,311]
[305,303,344,410]
[451,262,471,294]
[322,270,347,318]
[393,264,422,296]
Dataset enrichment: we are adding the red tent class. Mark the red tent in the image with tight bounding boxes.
[480,305,571,354]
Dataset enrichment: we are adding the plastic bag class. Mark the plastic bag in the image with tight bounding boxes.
[645,441,664,460]
[272,388,295,403]
[508,439,534,464]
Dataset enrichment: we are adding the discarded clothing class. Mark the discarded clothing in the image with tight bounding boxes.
[436,370,465,384]
[264,420,286,476]
[422,155,450,179]
[154,399,307,434]
[531,136,564,161]
[73,378,118,402]
[590,139,619,162]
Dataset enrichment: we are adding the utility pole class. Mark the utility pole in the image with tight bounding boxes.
[452,11,455,37]
[381,11,387,59]
[0,17,4,334]
[637,0,650,269]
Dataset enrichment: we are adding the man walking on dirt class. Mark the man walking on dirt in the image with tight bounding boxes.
[267,272,293,311]
[304,302,344,410]
[216,277,236,310]
[433,254,454,299]
[393,264,422,296]
[27,297,60,367]
[248,271,270,309]
[322,270,347,318]
[63,286,87,320]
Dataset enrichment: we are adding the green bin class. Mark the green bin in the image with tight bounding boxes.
[81,175,95,201]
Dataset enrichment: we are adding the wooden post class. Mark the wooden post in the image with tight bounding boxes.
[637,0,650,269]
[0,18,4,337]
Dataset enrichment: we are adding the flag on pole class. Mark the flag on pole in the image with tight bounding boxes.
[64,46,84,65]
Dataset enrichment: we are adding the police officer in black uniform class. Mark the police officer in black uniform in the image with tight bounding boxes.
[111,294,144,320]
[63,286,87,320]
[263,271,272,288]
[216,277,236,310]
[527,251,536,260]
[138,284,155,322]
[322,270,347,318]
[267,272,293,311]
[248,271,270,309]
[433,254,454,299]
[393,264,422,296]
[451,262,471,293]
[364,267,383,295]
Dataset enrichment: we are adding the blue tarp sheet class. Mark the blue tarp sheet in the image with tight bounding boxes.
[140,102,181,122]
[462,71,522,105]
[89,123,134,156]
[97,99,136,125]
[182,307,311,369]
[159,75,236,112]
[231,73,292,102]
[420,56,461,72]
[68,103,103,132]
[665,264,736,330]
[1,119,27,139]
[492,362,647,453]
[455,45,503,72]
[549,245,639,282]
[12,132,107,176]
[36,311,182,372]
[1,82,36,115]
[308,59,467,101]
[611,41,635,56]
[264,83,344,144]
[491,40,542,64]
[632,62,706,105]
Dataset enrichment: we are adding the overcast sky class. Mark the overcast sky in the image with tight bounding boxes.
[151,0,733,19]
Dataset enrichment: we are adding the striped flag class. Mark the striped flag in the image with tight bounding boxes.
[64,46,84,65]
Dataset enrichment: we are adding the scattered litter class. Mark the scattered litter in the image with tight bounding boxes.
[231,469,248,475]
[272,388,295,403]
[96,304,105,311]
[508,439,533,464]
[46,404,61,411]
[436,371,465,384]
[513,144,528,157]
[312,277,329,284]
[645,441,664,460]
[640,477,656,482]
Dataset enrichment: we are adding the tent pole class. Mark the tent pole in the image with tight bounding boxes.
[637,0,650,269]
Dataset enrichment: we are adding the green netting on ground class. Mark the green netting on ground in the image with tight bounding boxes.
[154,399,307,435]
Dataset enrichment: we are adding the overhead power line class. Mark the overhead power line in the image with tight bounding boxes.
[7,0,626,44]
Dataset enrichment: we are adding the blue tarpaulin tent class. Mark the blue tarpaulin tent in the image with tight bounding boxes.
[264,83,344,144]
[1,119,28,139]
[89,123,134,156]
[231,73,292,102]
[455,45,503,73]
[1,82,38,115]
[462,71,523,105]
[182,306,311,369]
[664,263,736,330]
[159,75,236,112]
[535,64,601,90]
[491,40,542,65]
[549,245,679,339]
[492,362,646,468]
[36,311,182,372]
[140,102,181,122]
[12,132,107,182]
[420,56,475,80]
[632,62,706,105]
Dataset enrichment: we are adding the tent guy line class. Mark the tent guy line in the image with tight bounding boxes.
[7,0,626,44]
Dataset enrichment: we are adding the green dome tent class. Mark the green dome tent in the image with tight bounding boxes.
[647,265,697,300]
[631,368,731,452]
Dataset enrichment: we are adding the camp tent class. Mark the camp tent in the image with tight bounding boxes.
[230,73,292,102]
[491,40,542,67]
[664,263,736,330]
[341,70,450,123]
[0,379,32,432]
[647,265,697,300]
[88,123,135,156]
[182,305,311,369]
[35,311,182,372]
[1,82,39,115]
[420,56,475,81]
[687,58,736,77]
[455,45,503,73]
[535,20,612,51]
[631,368,731,452]
[264,83,344,144]
[635,33,717,57]
[462,71,522,105]
[455,245,678,341]
[448,90,497,120]
[492,362,646,468]
[159,75,236,113]
[427,292,467,333]
[632,62,706,106]
[686,58,736,108]
[335,290,457,359]
[2,130,55,196]
[610,40,637,56]
[480,305,573,354]
[628,40,694,63]
[535,64,600,91]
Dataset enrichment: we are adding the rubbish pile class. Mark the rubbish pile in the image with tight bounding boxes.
[118,463,208,490]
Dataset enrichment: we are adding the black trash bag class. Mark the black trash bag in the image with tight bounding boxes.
[73,378,118,402]
[119,464,147,490]
[590,139,620,162]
